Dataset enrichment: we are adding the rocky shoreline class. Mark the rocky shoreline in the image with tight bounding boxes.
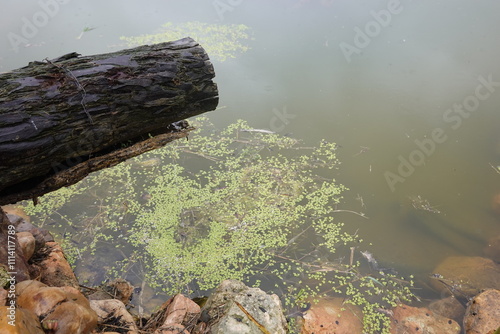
[1,208,500,333]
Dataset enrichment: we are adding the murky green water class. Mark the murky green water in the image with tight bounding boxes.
[2,0,500,313]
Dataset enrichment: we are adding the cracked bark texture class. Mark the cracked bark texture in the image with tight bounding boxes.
[0,37,218,204]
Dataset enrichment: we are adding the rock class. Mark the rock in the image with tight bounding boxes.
[7,213,54,251]
[106,278,135,304]
[431,256,500,296]
[483,234,500,263]
[160,294,200,330]
[88,289,116,301]
[0,288,7,306]
[38,241,79,288]
[0,209,31,282]
[15,280,46,297]
[88,279,135,303]
[463,289,500,334]
[142,294,200,334]
[390,304,461,334]
[0,306,44,334]
[16,280,97,334]
[300,297,363,334]
[154,324,189,334]
[1,205,31,222]
[132,281,165,314]
[90,299,139,334]
[16,232,35,261]
[0,265,11,288]
[43,299,98,334]
[428,296,465,324]
[202,280,287,334]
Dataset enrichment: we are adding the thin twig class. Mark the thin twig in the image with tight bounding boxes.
[273,253,352,274]
[332,210,369,219]
[349,246,356,268]
[44,57,93,124]
[489,163,500,174]
[353,146,370,157]
[356,193,365,209]
[180,149,219,161]
[234,301,271,334]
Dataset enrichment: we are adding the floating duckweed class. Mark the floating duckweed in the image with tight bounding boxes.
[120,21,252,62]
[23,117,416,333]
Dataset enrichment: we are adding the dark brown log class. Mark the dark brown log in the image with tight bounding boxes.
[0,37,218,205]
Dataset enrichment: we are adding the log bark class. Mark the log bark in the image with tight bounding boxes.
[0,37,218,205]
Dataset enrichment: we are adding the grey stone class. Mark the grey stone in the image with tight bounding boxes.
[202,280,287,334]
[90,299,139,334]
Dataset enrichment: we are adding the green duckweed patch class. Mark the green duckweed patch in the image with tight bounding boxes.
[23,117,416,333]
[120,22,252,62]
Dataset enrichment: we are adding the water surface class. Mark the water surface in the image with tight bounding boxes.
[2,0,499,309]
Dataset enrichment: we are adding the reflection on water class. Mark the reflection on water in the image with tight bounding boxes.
[2,0,500,315]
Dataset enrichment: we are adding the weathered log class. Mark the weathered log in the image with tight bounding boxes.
[0,37,218,205]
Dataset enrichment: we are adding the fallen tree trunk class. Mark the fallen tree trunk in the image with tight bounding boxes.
[0,37,218,205]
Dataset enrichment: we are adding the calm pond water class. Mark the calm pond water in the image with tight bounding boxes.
[2,0,500,314]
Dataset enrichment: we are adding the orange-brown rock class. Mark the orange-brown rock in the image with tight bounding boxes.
[15,280,46,298]
[431,256,500,297]
[0,288,7,306]
[0,208,30,282]
[163,294,201,327]
[149,294,201,334]
[300,297,363,334]
[107,278,134,304]
[428,296,465,324]
[18,284,68,316]
[0,306,44,334]
[1,205,31,222]
[38,241,79,288]
[16,280,97,334]
[42,300,98,334]
[16,232,35,261]
[8,213,54,251]
[390,304,461,334]
[463,289,500,334]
